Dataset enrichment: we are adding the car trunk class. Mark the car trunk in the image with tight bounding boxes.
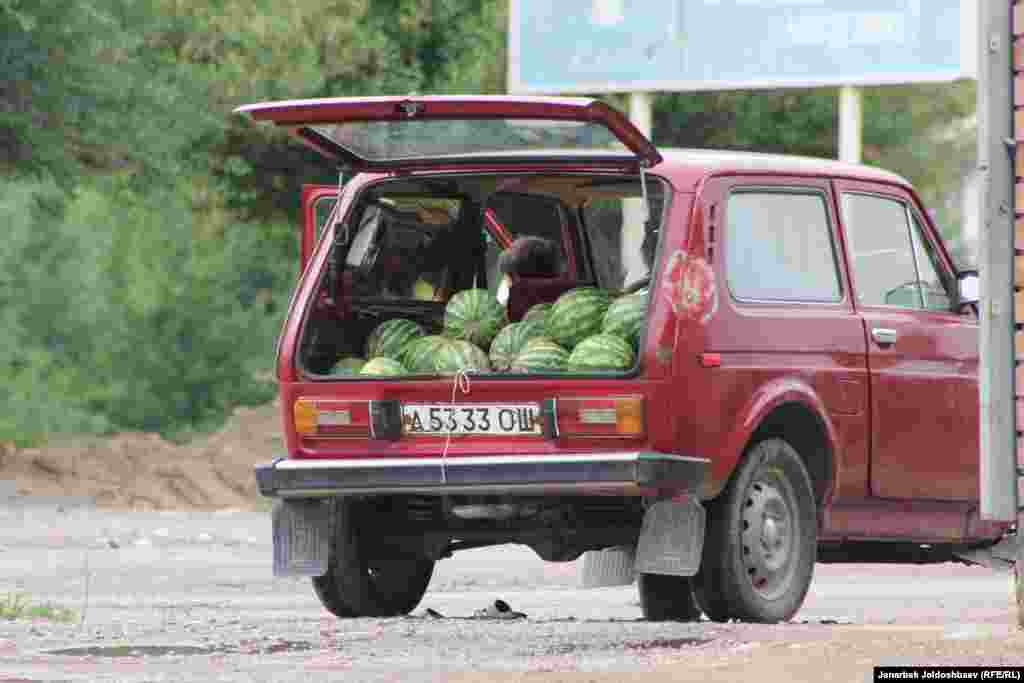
[298,172,664,378]
[283,170,669,456]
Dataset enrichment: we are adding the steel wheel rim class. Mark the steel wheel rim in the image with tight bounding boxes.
[740,467,799,601]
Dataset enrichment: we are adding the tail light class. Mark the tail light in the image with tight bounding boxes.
[293,399,371,438]
[553,396,645,438]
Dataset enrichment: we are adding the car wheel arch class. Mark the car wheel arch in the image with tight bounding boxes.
[707,379,837,508]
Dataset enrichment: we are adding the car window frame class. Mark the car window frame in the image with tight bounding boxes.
[722,184,847,306]
[907,208,957,313]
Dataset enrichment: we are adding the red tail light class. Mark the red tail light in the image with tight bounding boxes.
[554,396,645,438]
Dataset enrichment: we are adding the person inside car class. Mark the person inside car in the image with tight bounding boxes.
[495,235,564,305]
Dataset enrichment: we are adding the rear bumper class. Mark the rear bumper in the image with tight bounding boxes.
[255,452,708,498]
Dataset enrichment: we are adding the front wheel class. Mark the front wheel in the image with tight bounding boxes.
[312,501,435,618]
[694,438,817,623]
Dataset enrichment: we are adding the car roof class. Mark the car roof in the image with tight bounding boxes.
[654,148,911,190]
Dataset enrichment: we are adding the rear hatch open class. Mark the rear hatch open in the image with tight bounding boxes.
[238,97,674,457]
[235,96,662,171]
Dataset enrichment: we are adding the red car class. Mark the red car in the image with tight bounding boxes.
[240,96,1005,623]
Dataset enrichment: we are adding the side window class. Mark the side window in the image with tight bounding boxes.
[486,193,577,286]
[314,195,338,242]
[725,190,842,302]
[579,181,666,290]
[842,194,953,311]
[487,193,568,260]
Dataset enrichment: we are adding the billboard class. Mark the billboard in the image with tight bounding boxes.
[508,0,976,94]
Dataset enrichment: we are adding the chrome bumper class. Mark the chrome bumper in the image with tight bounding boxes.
[255,452,708,498]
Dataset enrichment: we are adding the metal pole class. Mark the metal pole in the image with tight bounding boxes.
[978,0,1016,524]
[628,92,653,139]
[838,85,862,164]
[976,0,1019,629]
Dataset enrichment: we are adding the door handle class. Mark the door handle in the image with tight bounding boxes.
[871,328,898,346]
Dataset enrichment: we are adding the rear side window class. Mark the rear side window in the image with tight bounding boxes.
[725,191,842,303]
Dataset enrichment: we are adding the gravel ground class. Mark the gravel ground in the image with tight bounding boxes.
[0,500,1022,682]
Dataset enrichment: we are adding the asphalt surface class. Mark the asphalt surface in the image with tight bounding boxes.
[0,500,1020,682]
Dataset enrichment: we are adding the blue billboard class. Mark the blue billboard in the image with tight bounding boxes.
[508,0,974,93]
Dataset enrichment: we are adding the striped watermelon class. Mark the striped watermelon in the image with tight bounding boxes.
[434,339,490,374]
[522,302,553,324]
[443,288,507,348]
[602,292,647,350]
[328,356,365,375]
[402,335,449,373]
[545,287,612,349]
[365,319,426,360]
[488,318,546,371]
[360,357,408,376]
[510,338,569,373]
[567,334,635,373]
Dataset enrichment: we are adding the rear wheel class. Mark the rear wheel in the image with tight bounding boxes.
[312,501,435,618]
[638,573,701,621]
[694,438,817,623]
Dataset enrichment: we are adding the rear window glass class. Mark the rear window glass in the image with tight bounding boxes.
[725,191,842,303]
[310,119,626,162]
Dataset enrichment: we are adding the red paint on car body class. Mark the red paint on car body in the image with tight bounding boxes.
[251,95,1005,547]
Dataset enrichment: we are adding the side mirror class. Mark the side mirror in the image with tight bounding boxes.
[957,269,979,307]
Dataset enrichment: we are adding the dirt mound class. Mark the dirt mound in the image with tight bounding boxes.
[0,401,282,510]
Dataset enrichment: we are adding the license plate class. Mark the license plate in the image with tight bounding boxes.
[401,403,542,436]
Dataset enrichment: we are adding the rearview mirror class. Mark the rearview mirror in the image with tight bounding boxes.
[957,269,979,306]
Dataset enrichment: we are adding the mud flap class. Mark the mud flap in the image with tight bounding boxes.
[272,498,331,577]
[633,498,705,577]
[581,546,637,588]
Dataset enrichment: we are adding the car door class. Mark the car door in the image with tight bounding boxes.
[702,176,870,501]
[835,179,978,501]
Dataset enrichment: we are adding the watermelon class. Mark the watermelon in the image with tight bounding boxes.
[545,287,612,349]
[567,334,635,373]
[328,356,365,375]
[489,318,546,371]
[510,338,569,373]
[522,302,553,324]
[360,357,408,376]
[602,292,648,350]
[434,339,490,374]
[443,288,507,348]
[365,319,426,360]
[402,335,449,373]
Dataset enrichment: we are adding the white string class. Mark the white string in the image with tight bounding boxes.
[440,368,473,483]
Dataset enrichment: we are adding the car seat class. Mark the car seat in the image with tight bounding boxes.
[506,276,586,321]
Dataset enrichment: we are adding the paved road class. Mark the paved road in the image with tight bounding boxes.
[0,502,1020,682]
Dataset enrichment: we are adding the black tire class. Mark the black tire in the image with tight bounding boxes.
[638,573,702,621]
[694,438,817,623]
[312,502,435,618]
